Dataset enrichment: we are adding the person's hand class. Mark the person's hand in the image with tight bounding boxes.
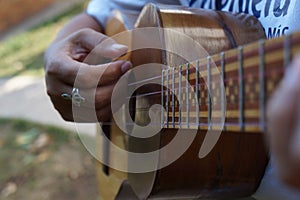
[44,28,131,122]
[267,55,300,189]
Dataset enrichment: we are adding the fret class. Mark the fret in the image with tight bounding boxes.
[179,65,182,128]
[171,67,175,128]
[166,68,170,128]
[161,69,165,128]
[238,46,244,131]
[284,34,291,69]
[186,63,190,128]
[157,31,300,133]
[196,60,200,128]
[259,40,266,132]
[207,56,212,130]
[220,52,226,131]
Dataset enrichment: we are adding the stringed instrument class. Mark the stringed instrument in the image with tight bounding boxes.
[94,3,299,200]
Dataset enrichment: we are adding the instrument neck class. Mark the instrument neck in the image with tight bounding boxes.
[161,32,300,132]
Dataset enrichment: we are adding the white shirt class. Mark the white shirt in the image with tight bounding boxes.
[87,0,300,38]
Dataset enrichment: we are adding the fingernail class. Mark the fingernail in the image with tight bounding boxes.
[112,44,128,52]
[121,61,132,73]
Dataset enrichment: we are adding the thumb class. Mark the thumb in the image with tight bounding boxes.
[85,42,128,65]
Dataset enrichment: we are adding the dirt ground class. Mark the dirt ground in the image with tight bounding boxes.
[0,118,99,200]
[0,0,58,33]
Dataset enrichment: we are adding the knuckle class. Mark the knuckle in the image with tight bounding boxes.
[45,59,61,76]
[107,64,122,80]
[95,94,111,108]
[78,74,93,87]
[72,28,92,39]
[72,28,103,43]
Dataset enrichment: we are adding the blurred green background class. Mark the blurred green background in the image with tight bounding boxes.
[0,1,99,199]
[0,1,83,77]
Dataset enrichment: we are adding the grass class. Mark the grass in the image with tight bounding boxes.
[0,3,84,78]
[0,4,100,198]
[0,117,73,182]
[0,117,99,200]
[0,118,73,149]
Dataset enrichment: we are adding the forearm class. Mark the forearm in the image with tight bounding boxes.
[54,13,103,42]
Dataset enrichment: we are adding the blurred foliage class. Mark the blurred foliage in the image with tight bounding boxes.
[0,117,76,185]
[0,117,98,200]
[0,3,83,78]
[0,118,73,149]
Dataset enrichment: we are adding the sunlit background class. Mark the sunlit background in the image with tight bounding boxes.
[0,0,99,199]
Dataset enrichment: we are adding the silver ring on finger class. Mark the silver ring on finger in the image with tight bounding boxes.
[61,87,85,107]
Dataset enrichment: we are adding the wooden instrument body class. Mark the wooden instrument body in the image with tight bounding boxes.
[96,4,269,200]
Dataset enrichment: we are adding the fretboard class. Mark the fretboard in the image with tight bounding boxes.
[161,31,300,132]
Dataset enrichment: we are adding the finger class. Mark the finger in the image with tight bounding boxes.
[285,105,300,188]
[290,104,300,165]
[74,60,132,89]
[287,57,300,162]
[47,75,126,113]
[267,55,300,183]
[71,84,115,110]
[45,30,131,89]
[84,42,129,65]
[48,82,116,121]
[267,57,300,157]
[51,93,112,123]
[94,84,129,114]
[94,84,115,110]
[47,57,131,89]
[70,29,128,64]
